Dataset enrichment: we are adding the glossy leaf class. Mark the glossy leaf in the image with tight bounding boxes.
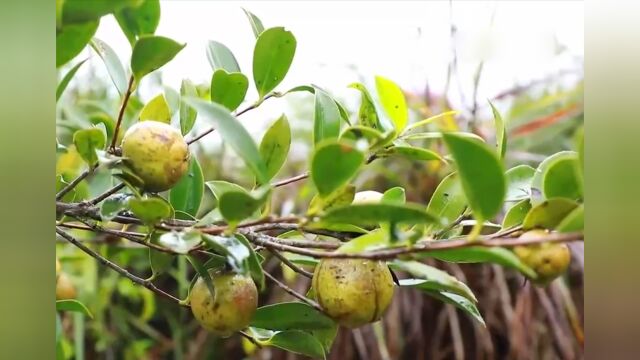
[337,229,388,254]
[381,145,444,162]
[340,125,385,144]
[556,204,584,232]
[391,261,477,302]
[100,194,130,221]
[56,21,99,67]
[210,69,249,111]
[234,234,265,290]
[129,197,172,225]
[131,36,185,81]
[61,0,135,24]
[90,38,127,94]
[311,140,365,197]
[543,154,582,200]
[402,131,484,142]
[443,133,506,222]
[313,88,342,145]
[426,291,485,326]
[489,101,507,160]
[375,76,408,133]
[426,247,536,279]
[251,302,335,330]
[206,180,248,204]
[56,299,93,318]
[502,199,532,228]
[322,203,441,227]
[260,115,291,181]
[157,231,201,254]
[169,157,204,217]
[149,233,173,275]
[505,165,535,202]
[139,94,171,123]
[404,111,460,133]
[201,234,251,273]
[308,185,355,215]
[261,330,326,360]
[56,59,88,101]
[218,186,271,225]
[73,128,106,166]
[530,151,578,206]
[523,198,578,230]
[242,8,265,38]
[186,255,216,298]
[348,82,382,130]
[426,173,466,232]
[179,79,198,135]
[114,0,160,45]
[206,40,240,73]
[253,27,297,98]
[382,187,406,204]
[184,98,268,184]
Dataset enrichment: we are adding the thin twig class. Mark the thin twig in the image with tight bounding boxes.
[238,331,262,348]
[249,223,357,241]
[56,168,92,201]
[271,172,310,188]
[264,272,323,313]
[109,76,135,152]
[269,249,314,279]
[88,183,126,205]
[56,227,187,307]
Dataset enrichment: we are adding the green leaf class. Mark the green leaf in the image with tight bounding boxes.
[100,194,130,221]
[375,76,408,132]
[218,186,271,225]
[184,98,268,183]
[114,0,160,45]
[556,204,584,232]
[139,94,171,123]
[443,133,506,222]
[382,187,406,204]
[322,203,441,227]
[543,154,582,200]
[242,8,265,38]
[206,40,240,73]
[348,82,382,130]
[341,125,385,144]
[234,234,265,290]
[523,198,578,230]
[425,291,485,326]
[90,38,127,95]
[404,111,461,133]
[391,261,477,302]
[337,229,388,253]
[402,131,484,142]
[308,185,355,215]
[73,128,106,166]
[426,173,466,233]
[201,234,251,274]
[56,20,99,68]
[251,302,335,330]
[205,180,248,205]
[381,145,444,162]
[311,140,365,198]
[502,199,532,229]
[530,151,578,206]
[149,233,174,276]
[186,255,216,299]
[575,126,584,194]
[260,115,291,181]
[313,89,342,144]
[261,330,326,359]
[57,58,87,101]
[488,101,507,160]
[425,247,536,278]
[505,165,535,202]
[157,231,201,254]
[129,197,172,225]
[179,79,198,135]
[169,157,204,217]
[253,27,297,98]
[131,36,185,82]
[61,0,136,24]
[210,69,249,111]
[56,299,93,318]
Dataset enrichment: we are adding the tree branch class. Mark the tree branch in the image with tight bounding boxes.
[269,249,314,279]
[264,272,323,312]
[109,76,135,152]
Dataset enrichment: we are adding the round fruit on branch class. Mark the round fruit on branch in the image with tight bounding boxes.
[312,258,394,328]
[121,121,190,192]
[513,229,571,285]
[56,272,77,300]
[190,270,258,337]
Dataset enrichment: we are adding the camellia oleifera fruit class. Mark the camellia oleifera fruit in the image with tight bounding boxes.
[312,258,394,328]
[190,270,258,337]
[121,121,190,192]
[513,229,571,285]
[56,272,77,300]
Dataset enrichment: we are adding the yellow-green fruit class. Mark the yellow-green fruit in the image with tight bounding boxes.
[352,190,384,204]
[56,258,61,280]
[121,121,189,192]
[514,230,571,285]
[56,272,76,300]
[190,271,258,337]
[312,258,394,328]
